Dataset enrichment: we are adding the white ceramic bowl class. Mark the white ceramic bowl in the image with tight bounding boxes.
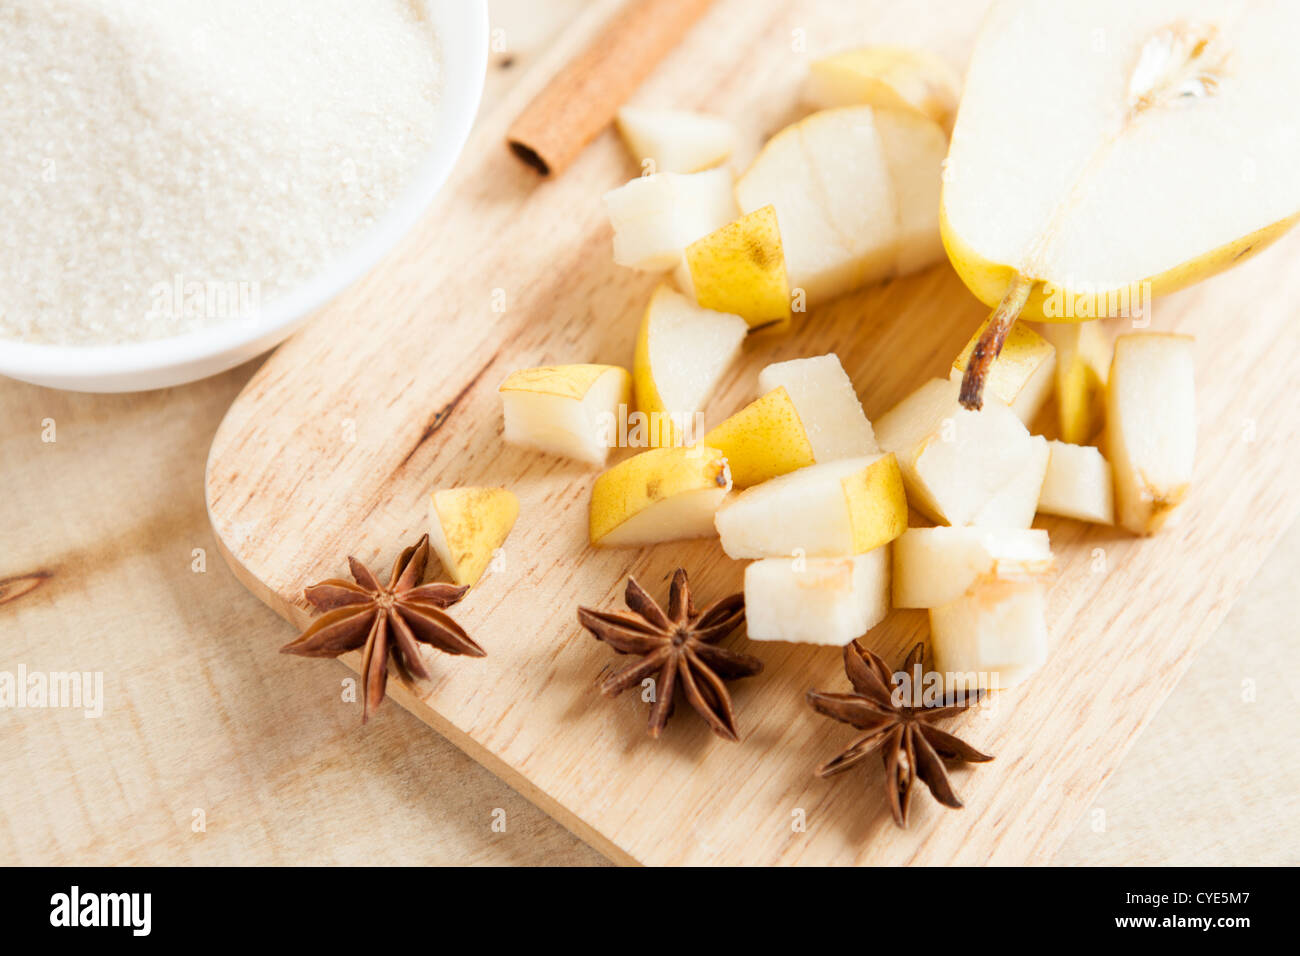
[0,0,488,393]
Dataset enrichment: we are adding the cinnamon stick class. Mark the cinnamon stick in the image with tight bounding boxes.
[507,0,716,176]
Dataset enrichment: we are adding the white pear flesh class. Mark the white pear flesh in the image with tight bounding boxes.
[873,377,1035,526]
[635,285,747,443]
[872,109,948,274]
[598,487,730,547]
[971,434,1049,529]
[500,365,630,467]
[757,354,878,461]
[714,453,906,559]
[930,578,1050,690]
[893,526,1053,609]
[616,106,736,174]
[1038,441,1115,525]
[744,547,890,645]
[944,0,1300,297]
[1105,333,1197,534]
[735,107,896,305]
[603,167,737,271]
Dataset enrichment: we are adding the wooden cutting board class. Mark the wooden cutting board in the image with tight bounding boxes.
[205,0,1300,865]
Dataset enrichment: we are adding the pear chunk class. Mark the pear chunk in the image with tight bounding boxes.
[603,167,737,271]
[758,353,878,462]
[893,526,1053,609]
[633,285,747,447]
[735,107,892,304]
[589,446,731,547]
[616,106,736,174]
[872,109,949,275]
[1105,333,1196,535]
[701,387,815,488]
[895,526,1055,689]
[735,106,945,305]
[500,364,631,467]
[428,487,520,587]
[971,435,1049,529]
[683,205,791,331]
[805,46,962,130]
[1038,441,1114,525]
[1038,321,1112,444]
[704,354,880,487]
[950,320,1056,425]
[930,578,1050,691]
[744,547,889,645]
[714,453,907,559]
[873,377,1035,526]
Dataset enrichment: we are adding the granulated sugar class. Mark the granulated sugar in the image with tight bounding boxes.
[0,0,441,345]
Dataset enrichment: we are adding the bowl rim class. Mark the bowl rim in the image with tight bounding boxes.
[0,0,489,388]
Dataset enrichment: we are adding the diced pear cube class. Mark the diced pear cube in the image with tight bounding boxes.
[744,547,889,645]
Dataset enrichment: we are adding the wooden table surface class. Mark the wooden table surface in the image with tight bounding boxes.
[1,0,1296,866]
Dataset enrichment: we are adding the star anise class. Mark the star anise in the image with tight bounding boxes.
[578,568,762,741]
[281,534,484,722]
[807,640,992,827]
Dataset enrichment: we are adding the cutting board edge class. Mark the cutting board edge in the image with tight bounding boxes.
[205,490,638,866]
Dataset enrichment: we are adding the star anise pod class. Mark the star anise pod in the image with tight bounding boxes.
[578,568,762,741]
[807,640,992,827]
[281,534,484,722]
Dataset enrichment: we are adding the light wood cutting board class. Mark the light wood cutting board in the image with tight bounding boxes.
[205,0,1300,865]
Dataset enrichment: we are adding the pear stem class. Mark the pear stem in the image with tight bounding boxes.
[959,272,1034,410]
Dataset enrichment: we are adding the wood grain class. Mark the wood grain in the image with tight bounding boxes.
[0,1,612,867]
[205,0,1300,865]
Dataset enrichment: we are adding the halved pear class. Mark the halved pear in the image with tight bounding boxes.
[1105,333,1196,535]
[589,445,731,547]
[950,319,1055,425]
[943,0,1300,407]
[1038,441,1114,525]
[683,205,791,330]
[744,547,889,645]
[1038,321,1111,444]
[428,487,520,587]
[701,387,815,488]
[930,578,1050,690]
[714,453,907,558]
[758,353,878,461]
[893,526,1053,609]
[971,434,1049,529]
[734,106,945,305]
[633,284,747,447]
[615,106,736,174]
[603,167,738,271]
[805,45,962,130]
[873,377,1035,526]
[500,364,631,466]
